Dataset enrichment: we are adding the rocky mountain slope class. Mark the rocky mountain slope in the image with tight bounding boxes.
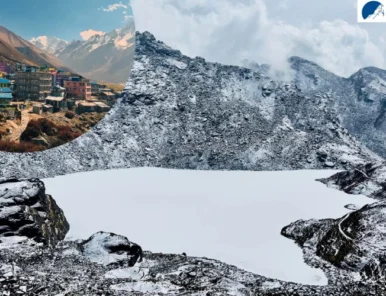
[31,23,135,83]
[0,178,383,296]
[0,31,380,179]
[0,26,67,68]
[288,56,386,159]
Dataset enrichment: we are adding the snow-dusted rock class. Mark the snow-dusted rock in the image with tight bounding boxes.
[282,201,386,283]
[0,232,382,295]
[318,162,386,200]
[0,178,69,246]
[0,31,380,180]
[80,232,143,266]
[289,56,386,159]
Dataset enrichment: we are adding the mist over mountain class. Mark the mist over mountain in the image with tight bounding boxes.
[285,56,386,159]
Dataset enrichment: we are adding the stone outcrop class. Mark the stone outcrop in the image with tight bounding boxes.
[318,162,386,200]
[0,178,69,246]
[282,201,386,282]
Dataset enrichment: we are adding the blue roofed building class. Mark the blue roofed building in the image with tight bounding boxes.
[0,88,13,94]
[0,79,11,88]
[0,87,13,106]
[0,93,12,107]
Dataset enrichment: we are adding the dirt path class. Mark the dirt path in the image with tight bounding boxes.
[7,108,41,142]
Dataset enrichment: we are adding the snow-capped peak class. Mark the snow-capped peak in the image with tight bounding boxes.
[30,36,68,55]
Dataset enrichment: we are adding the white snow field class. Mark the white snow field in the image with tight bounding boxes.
[43,168,373,285]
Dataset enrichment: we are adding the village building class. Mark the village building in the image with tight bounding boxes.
[98,90,117,106]
[67,99,76,110]
[32,104,43,115]
[56,70,72,87]
[15,72,52,101]
[64,77,91,100]
[25,65,39,73]
[4,74,16,91]
[51,85,66,97]
[0,87,13,96]
[76,101,97,114]
[15,63,27,72]
[39,65,49,72]
[94,102,111,113]
[0,87,12,107]
[43,104,53,113]
[0,62,12,74]
[0,93,12,107]
[0,78,11,88]
[45,96,67,112]
[11,102,26,110]
[90,81,100,94]
[50,71,57,87]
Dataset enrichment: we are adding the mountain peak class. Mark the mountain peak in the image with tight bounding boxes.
[288,56,322,69]
[140,31,156,41]
[30,35,68,55]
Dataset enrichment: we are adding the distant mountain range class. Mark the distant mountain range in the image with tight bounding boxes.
[30,36,69,55]
[30,23,135,83]
[0,26,67,69]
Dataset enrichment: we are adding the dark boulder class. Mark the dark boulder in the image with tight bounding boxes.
[0,178,69,246]
[79,231,143,266]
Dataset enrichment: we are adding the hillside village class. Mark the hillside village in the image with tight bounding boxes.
[0,61,122,152]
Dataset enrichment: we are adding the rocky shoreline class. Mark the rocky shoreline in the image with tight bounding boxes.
[0,177,385,295]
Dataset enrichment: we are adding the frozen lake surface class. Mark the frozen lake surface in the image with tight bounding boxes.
[43,168,373,285]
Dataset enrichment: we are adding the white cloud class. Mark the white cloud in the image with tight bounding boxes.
[99,2,128,12]
[80,29,105,41]
[131,0,386,79]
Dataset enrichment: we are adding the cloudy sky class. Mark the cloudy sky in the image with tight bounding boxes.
[131,0,386,78]
[0,0,133,41]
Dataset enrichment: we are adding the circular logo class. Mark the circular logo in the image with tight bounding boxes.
[362,1,385,20]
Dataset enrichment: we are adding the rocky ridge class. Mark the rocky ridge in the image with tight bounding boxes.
[288,56,386,159]
[0,31,381,179]
[281,162,386,291]
[319,162,386,200]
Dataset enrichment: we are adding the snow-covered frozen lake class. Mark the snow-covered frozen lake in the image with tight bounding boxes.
[43,168,373,285]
